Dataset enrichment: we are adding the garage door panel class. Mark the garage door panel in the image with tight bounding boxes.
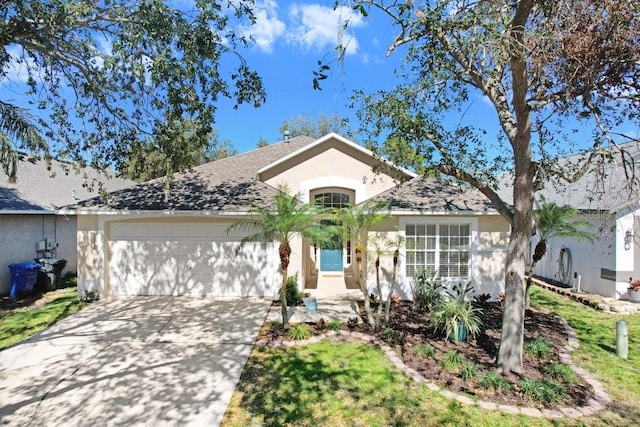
[108,223,276,297]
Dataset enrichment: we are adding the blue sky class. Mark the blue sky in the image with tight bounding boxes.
[3,0,410,155]
[5,1,634,160]
[211,0,424,152]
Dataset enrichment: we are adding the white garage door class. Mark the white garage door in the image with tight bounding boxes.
[108,222,278,297]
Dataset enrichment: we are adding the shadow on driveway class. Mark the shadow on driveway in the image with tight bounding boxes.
[0,296,271,426]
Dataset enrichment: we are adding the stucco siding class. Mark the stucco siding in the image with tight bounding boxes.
[534,214,617,297]
[477,215,510,249]
[77,215,103,293]
[0,214,76,295]
[263,142,399,203]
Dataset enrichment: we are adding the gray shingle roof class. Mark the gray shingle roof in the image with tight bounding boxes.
[497,142,640,213]
[0,154,134,212]
[69,135,317,212]
[370,176,495,213]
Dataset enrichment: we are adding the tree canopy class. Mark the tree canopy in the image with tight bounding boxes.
[1,0,265,181]
[279,113,352,139]
[341,0,639,373]
[121,119,237,183]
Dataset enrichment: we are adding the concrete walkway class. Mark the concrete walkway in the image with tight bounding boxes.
[266,275,364,324]
[531,277,640,314]
[0,296,271,426]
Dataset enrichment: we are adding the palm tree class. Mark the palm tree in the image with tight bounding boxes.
[227,184,336,328]
[525,197,595,307]
[337,201,390,329]
[0,101,49,182]
[367,231,404,328]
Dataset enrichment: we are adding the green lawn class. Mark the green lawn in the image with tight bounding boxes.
[0,288,86,350]
[223,287,640,426]
[530,288,640,425]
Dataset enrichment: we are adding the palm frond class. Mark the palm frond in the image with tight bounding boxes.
[0,101,49,182]
[534,196,596,247]
[337,200,391,244]
[0,134,18,182]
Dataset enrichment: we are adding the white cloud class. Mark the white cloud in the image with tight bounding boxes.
[239,0,285,53]
[88,36,113,70]
[287,4,365,55]
[2,45,36,83]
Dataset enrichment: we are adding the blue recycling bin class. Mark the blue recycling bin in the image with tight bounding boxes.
[9,262,40,299]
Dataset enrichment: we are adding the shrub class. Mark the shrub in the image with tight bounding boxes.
[446,281,476,302]
[327,319,343,331]
[411,268,442,311]
[281,274,302,306]
[287,324,311,340]
[411,343,435,359]
[430,298,482,341]
[518,378,567,404]
[524,337,554,360]
[460,362,478,382]
[346,317,359,330]
[77,289,100,302]
[440,350,465,371]
[478,372,512,392]
[544,364,578,384]
[473,293,492,307]
[381,327,398,343]
[266,320,283,330]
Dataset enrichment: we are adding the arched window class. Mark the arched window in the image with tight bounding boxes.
[314,192,350,209]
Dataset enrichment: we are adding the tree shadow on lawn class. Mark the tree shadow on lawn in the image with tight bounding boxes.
[233,343,422,426]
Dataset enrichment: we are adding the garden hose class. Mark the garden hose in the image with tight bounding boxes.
[558,246,572,285]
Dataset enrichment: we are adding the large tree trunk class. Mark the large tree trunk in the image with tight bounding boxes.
[497,214,530,374]
[497,0,535,375]
[497,133,535,373]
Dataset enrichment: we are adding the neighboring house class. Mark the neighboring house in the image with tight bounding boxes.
[0,154,134,295]
[499,143,640,300]
[61,133,510,299]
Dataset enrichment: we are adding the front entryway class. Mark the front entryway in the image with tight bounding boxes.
[320,248,343,271]
[314,191,351,274]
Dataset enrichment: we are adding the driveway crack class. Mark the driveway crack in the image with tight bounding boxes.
[151,314,174,343]
[27,342,114,426]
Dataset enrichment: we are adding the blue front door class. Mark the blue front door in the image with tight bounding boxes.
[320,248,343,271]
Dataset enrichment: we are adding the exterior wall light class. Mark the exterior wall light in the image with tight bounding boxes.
[624,229,634,250]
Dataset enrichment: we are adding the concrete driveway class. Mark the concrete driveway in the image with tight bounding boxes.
[0,296,271,426]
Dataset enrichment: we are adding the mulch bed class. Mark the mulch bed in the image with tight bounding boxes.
[260,300,595,410]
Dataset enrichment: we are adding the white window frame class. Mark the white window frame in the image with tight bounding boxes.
[399,217,478,282]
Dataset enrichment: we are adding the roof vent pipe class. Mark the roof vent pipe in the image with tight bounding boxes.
[284,130,290,143]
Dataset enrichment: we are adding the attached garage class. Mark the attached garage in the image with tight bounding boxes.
[107,221,278,297]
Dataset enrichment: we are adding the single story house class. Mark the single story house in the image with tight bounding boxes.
[61,133,510,299]
[500,143,640,300]
[0,154,133,295]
